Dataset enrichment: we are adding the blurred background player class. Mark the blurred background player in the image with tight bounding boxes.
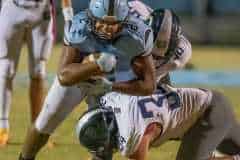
[76,88,240,160]
[0,0,55,146]
[18,0,157,159]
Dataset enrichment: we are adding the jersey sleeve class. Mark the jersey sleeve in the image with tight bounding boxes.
[63,11,89,46]
[143,28,154,56]
[173,35,192,68]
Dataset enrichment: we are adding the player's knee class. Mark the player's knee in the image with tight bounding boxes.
[211,90,226,104]
[0,58,16,80]
[29,60,46,80]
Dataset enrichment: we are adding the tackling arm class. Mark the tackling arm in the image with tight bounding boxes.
[112,54,156,96]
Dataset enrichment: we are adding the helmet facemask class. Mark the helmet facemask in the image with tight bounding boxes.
[88,12,124,40]
[88,0,129,40]
[76,108,118,160]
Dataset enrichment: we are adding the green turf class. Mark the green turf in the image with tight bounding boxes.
[190,46,240,70]
[0,45,240,160]
[17,44,240,73]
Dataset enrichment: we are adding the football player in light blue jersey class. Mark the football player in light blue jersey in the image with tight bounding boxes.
[63,0,156,85]
[18,0,157,159]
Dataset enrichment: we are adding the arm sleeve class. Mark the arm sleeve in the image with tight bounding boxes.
[173,35,192,69]
[142,28,154,56]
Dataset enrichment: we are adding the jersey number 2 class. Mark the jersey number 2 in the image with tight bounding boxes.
[138,89,181,118]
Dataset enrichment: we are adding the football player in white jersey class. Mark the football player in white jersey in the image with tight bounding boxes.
[129,0,192,85]
[18,0,157,159]
[76,88,240,160]
[0,0,55,146]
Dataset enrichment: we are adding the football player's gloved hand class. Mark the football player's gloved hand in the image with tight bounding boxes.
[96,53,117,73]
[91,77,113,95]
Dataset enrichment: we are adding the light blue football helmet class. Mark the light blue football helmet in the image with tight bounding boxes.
[88,0,129,22]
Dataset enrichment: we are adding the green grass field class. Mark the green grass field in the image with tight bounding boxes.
[0,45,240,160]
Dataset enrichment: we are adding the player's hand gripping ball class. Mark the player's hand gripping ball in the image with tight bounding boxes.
[83,52,117,73]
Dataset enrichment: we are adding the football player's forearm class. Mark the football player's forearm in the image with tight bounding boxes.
[115,54,156,96]
[158,62,178,74]
[57,62,102,86]
[112,79,155,96]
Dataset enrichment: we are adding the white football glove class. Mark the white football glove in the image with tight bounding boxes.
[96,53,117,73]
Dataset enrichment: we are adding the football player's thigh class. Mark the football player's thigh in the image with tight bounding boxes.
[27,18,53,77]
[0,0,30,30]
[35,77,88,134]
[176,91,234,160]
[0,4,26,76]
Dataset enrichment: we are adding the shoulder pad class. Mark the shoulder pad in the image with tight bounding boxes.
[64,11,90,45]
[128,1,153,21]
